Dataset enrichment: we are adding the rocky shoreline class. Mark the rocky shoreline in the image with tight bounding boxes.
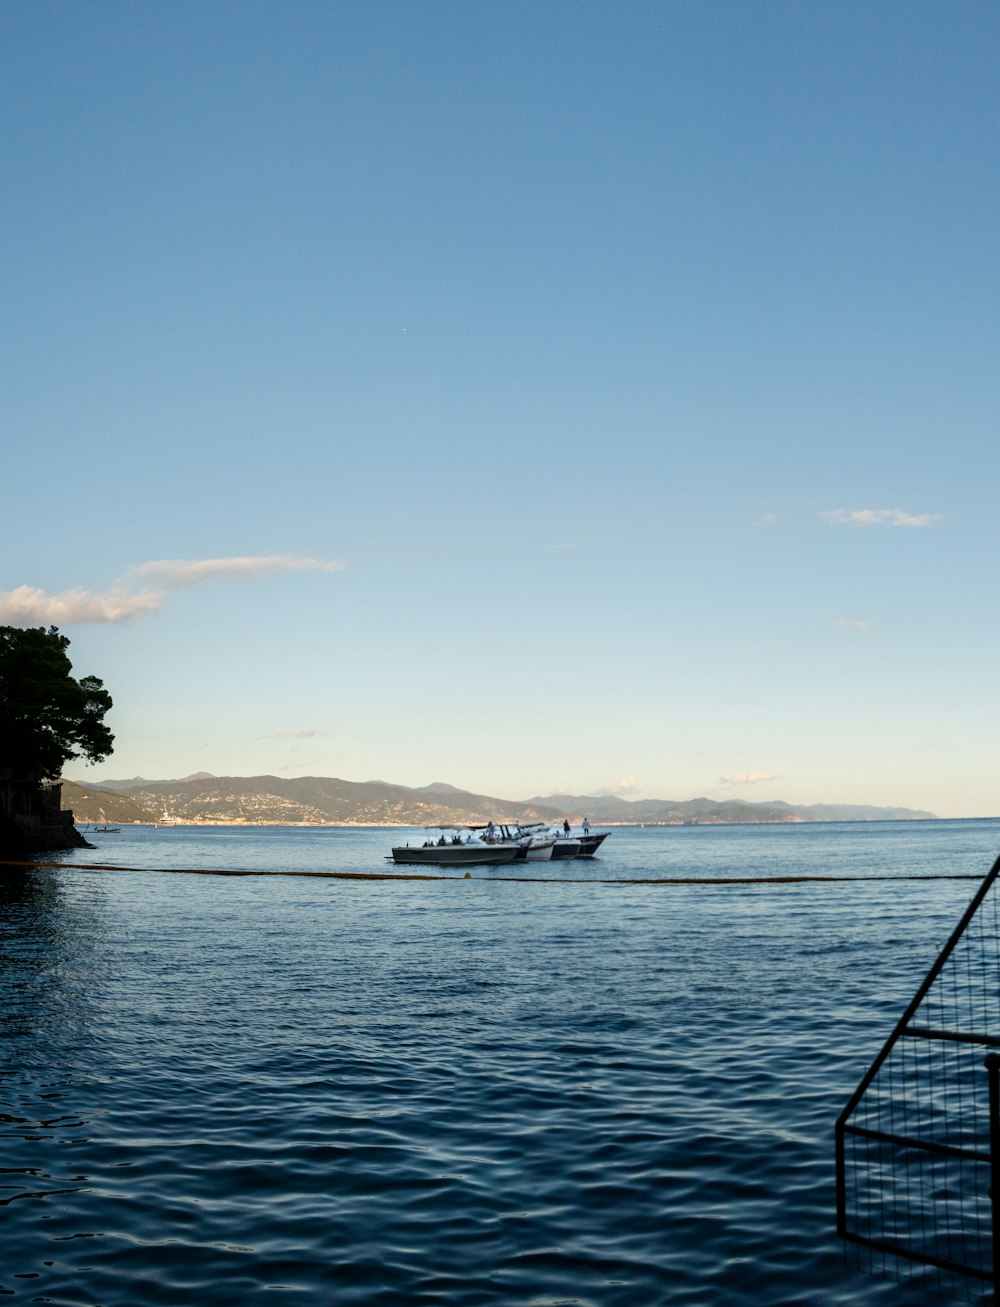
[0,778,93,857]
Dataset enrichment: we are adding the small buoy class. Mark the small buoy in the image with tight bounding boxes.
[464,871,471,878]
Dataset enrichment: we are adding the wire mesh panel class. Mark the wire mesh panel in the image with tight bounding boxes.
[837,854,1000,1303]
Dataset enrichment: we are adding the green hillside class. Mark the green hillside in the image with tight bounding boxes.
[60,781,158,825]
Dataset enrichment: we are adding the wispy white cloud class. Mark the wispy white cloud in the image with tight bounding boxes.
[0,585,162,625]
[719,772,781,786]
[0,554,345,626]
[134,555,343,587]
[760,512,779,525]
[820,508,942,528]
[829,618,871,632]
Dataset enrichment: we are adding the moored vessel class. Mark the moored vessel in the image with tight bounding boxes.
[500,822,611,860]
[389,827,525,867]
[535,824,610,859]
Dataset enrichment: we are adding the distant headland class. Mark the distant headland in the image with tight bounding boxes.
[62,773,938,828]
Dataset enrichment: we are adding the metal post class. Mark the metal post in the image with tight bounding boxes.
[985,1053,1000,1302]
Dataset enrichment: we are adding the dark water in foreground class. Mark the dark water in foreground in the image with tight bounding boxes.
[2,820,999,1304]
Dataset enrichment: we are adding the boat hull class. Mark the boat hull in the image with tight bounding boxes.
[576,832,609,857]
[524,843,554,860]
[390,844,521,867]
[550,839,582,860]
[548,832,610,859]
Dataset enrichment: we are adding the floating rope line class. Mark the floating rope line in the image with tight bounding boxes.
[0,859,985,885]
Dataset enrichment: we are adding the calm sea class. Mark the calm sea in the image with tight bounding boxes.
[2,820,999,1305]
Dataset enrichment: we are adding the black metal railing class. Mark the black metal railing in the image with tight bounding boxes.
[836,853,1000,1302]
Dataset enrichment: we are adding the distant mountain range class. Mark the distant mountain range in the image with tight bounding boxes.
[61,773,937,826]
[526,793,937,824]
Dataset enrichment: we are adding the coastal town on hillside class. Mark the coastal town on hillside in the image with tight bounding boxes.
[60,773,937,828]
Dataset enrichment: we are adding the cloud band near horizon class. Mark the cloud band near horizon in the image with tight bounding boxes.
[0,554,344,626]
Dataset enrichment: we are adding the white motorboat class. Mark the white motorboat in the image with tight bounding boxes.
[508,823,558,860]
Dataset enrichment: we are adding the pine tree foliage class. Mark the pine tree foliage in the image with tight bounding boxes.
[0,625,114,779]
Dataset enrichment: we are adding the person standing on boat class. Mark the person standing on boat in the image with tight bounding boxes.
[486,820,496,843]
[582,817,590,835]
[563,818,571,835]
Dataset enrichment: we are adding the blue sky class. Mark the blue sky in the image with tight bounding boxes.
[3,0,998,816]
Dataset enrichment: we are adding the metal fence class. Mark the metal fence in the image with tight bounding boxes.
[837,853,1000,1302]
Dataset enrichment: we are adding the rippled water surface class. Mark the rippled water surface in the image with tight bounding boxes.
[3,820,1000,1304]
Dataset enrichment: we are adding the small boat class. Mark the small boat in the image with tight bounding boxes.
[388,823,609,867]
[498,822,610,861]
[93,824,120,833]
[466,822,557,860]
[549,825,610,859]
[389,827,525,867]
[497,822,557,860]
[522,829,558,860]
